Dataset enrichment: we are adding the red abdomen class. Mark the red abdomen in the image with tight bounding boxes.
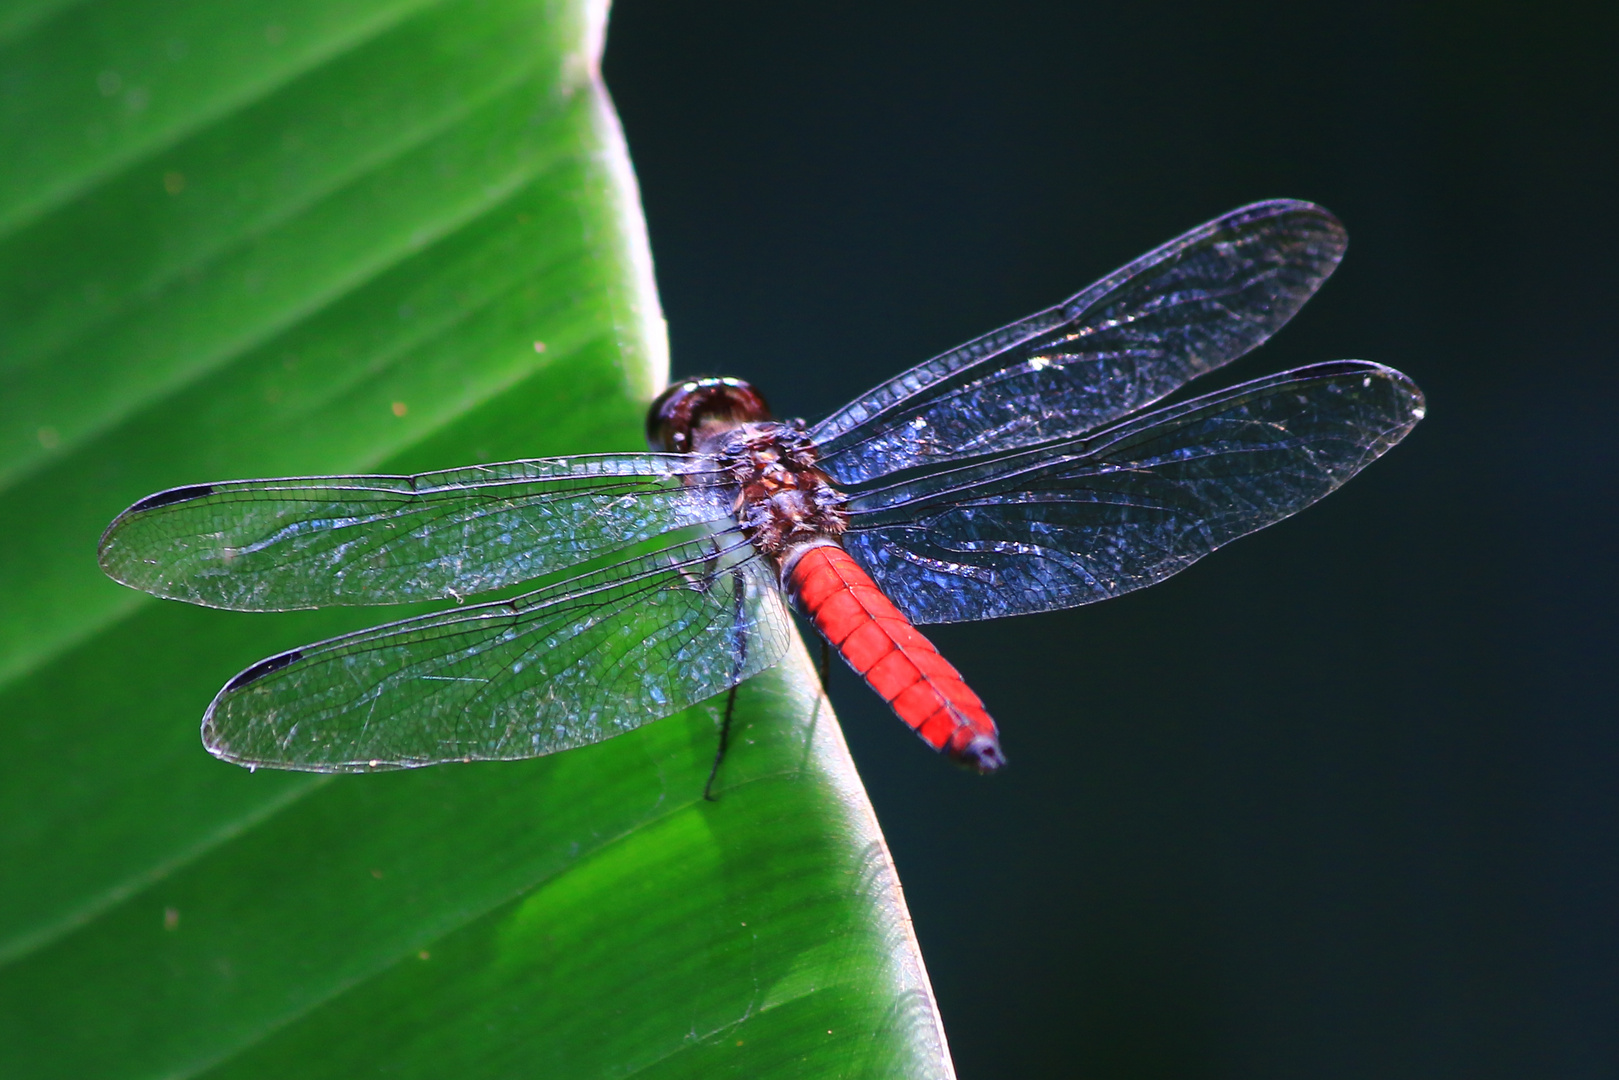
[787,544,1005,772]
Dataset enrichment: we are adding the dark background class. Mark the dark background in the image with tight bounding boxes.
[603,3,1617,1077]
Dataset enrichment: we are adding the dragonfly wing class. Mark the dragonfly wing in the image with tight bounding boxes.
[841,362,1424,623]
[99,454,736,611]
[811,200,1347,484]
[202,537,793,771]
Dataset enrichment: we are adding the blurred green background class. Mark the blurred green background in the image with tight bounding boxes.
[0,1,954,1076]
[604,2,1618,1077]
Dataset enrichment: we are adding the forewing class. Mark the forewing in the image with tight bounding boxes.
[811,200,1348,483]
[99,454,735,611]
[841,362,1424,623]
[202,538,792,771]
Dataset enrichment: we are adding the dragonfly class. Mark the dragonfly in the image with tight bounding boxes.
[100,199,1425,791]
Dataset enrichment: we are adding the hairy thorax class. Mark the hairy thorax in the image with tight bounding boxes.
[701,421,848,561]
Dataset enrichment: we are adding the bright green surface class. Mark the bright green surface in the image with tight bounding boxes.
[0,2,953,1076]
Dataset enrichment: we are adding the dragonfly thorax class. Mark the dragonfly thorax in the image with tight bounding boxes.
[710,421,849,563]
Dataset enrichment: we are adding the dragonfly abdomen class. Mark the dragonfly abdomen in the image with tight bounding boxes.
[787,543,1005,772]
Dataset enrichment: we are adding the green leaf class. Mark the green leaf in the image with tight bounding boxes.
[0,2,954,1076]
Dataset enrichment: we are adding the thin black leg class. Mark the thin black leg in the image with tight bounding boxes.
[704,566,749,802]
[704,683,738,802]
[820,636,831,693]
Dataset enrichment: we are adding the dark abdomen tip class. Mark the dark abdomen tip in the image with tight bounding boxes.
[954,733,1006,773]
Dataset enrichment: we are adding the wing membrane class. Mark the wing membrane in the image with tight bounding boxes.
[841,362,1424,623]
[99,454,736,611]
[202,538,792,771]
[811,200,1347,483]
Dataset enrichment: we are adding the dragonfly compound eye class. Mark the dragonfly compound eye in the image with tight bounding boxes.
[646,377,771,453]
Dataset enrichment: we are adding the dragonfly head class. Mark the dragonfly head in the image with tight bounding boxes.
[647,377,772,454]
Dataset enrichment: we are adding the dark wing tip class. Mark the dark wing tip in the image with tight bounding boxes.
[129,484,214,514]
[1228,197,1344,235]
[1283,361,1429,446]
[222,649,303,692]
[99,485,216,568]
[204,650,305,767]
[204,650,303,768]
[1282,358,1404,384]
[1289,359,1425,403]
[1225,198,1348,268]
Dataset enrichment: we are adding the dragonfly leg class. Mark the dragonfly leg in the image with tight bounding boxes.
[667,529,740,594]
[703,565,750,802]
[820,636,831,693]
[703,685,738,802]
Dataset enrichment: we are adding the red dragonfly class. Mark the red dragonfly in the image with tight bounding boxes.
[100,200,1424,788]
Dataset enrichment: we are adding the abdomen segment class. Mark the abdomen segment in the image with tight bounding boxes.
[786,543,1005,772]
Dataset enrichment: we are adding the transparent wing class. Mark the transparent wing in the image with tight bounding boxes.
[810,200,1348,484]
[99,454,736,611]
[202,537,792,771]
[840,361,1424,623]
